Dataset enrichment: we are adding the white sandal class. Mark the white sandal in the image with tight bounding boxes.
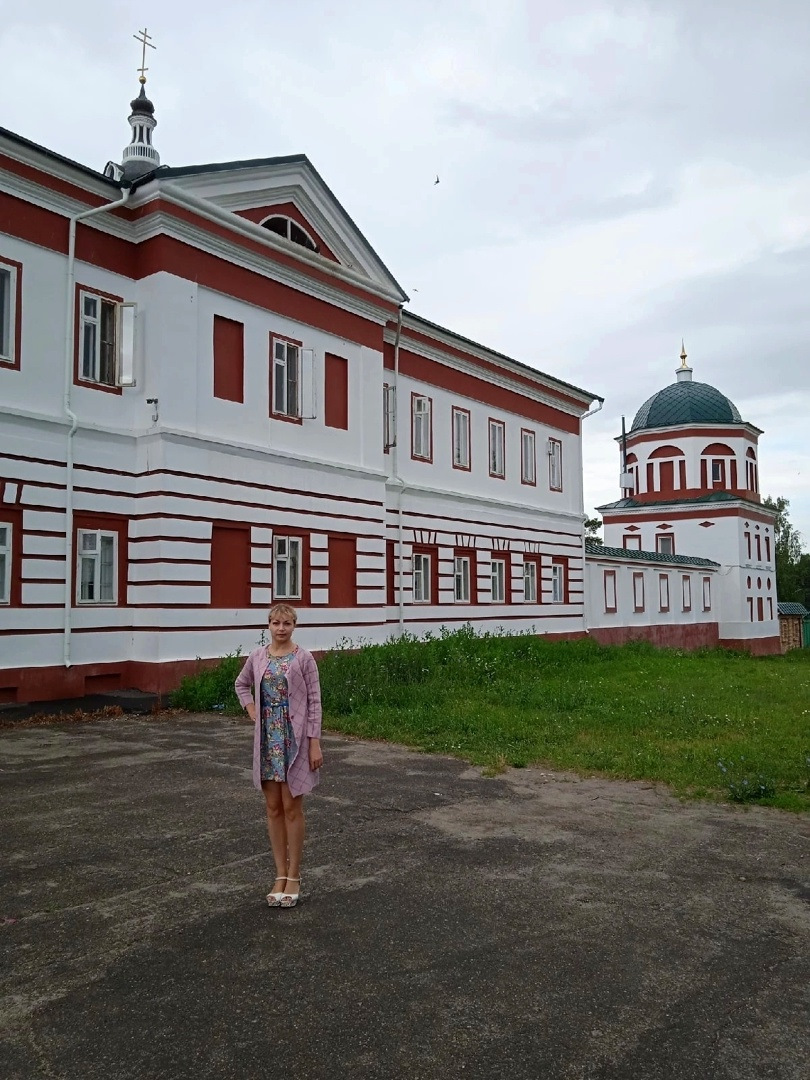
[266,876,287,908]
[280,878,300,908]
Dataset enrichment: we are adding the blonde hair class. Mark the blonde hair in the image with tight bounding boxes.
[269,603,298,624]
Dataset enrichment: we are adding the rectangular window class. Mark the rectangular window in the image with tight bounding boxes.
[711,460,724,484]
[682,575,692,611]
[0,521,10,603]
[274,535,303,599]
[659,574,670,612]
[79,291,118,387]
[412,551,432,603]
[755,534,762,562]
[521,429,536,485]
[548,438,563,491]
[551,560,566,604]
[77,529,117,604]
[747,596,754,621]
[454,555,471,603]
[271,337,301,418]
[0,259,21,368]
[604,569,617,613]
[325,353,349,429]
[767,596,773,620]
[523,559,538,603]
[452,407,471,470]
[765,536,771,562]
[213,315,244,402]
[491,557,507,603]
[488,419,505,478]
[633,571,645,612]
[745,533,752,560]
[757,596,764,622]
[383,383,396,451]
[411,394,432,461]
[386,540,396,606]
[702,576,712,611]
[622,535,642,551]
[656,534,674,555]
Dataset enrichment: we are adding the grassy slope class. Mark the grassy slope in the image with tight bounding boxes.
[172,630,810,810]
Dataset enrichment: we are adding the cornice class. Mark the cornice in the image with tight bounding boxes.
[597,497,777,520]
[385,479,585,524]
[0,136,115,200]
[622,421,764,443]
[385,328,585,419]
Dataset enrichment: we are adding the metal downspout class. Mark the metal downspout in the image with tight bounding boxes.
[389,307,407,636]
[579,399,604,635]
[63,186,132,668]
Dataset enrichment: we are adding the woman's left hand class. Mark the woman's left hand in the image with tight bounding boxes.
[309,738,323,771]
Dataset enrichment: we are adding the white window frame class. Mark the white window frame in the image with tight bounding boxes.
[633,571,645,612]
[77,529,117,605]
[548,438,563,491]
[272,338,302,418]
[79,291,118,387]
[604,569,617,612]
[488,420,505,478]
[682,575,692,611]
[412,395,432,461]
[656,534,674,555]
[702,576,712,611]
[0,520,11,603]
[0,263,17,365]
[383,383,396,450]
[551,562,565,604]
[523,559,537,603]
[491,557,507,603]
[452,407,471,470]
[412,551,431,603]
[623,535,642,551]
[521,429,536,485]
[711,459,723,483]
[454,555,471,603]
[273,535,302,600]
[659,574,670,612]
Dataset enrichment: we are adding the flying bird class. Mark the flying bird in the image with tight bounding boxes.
[434,175,440,185]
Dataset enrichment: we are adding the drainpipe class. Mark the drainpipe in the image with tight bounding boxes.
[579,399,604,635]
[389,306,407,636]
[63,186,132,668]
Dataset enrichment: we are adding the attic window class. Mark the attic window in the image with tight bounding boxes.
[261,215,318,253]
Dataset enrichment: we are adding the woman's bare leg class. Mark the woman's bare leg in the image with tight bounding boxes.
[280,784,305,882]
[262,781,288,886]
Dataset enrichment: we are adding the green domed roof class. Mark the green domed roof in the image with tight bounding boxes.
[631,380,742,432]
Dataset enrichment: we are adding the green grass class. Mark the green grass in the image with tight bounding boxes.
[171,628,810,811]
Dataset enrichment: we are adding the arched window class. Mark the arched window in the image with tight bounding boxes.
[745,447,758,492]
[260,215,318,253]
[701,442,735,489]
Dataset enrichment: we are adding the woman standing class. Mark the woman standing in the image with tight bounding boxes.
[235,604,323,908]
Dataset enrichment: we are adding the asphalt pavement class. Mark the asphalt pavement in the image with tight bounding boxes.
[1,713,808,1080]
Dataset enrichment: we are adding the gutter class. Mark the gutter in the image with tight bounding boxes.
[388,307,408,636]
[62,185,132,669]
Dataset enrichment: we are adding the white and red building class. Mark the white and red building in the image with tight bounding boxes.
[0,79,604,703]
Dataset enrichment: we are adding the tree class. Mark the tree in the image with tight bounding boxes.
[584,515,603,545]
[762,496,810,604]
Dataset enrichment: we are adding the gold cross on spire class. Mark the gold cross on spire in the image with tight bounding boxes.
[133,27,156,84]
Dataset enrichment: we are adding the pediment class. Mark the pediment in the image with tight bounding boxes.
[161,156,406,302]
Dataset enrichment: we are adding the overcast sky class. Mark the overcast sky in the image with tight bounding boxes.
[2,0,808,544]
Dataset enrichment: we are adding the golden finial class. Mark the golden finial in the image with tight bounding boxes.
[133,28,156,85]
[679,339,688,367]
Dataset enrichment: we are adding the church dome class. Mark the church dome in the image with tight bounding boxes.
[631,352,742,432]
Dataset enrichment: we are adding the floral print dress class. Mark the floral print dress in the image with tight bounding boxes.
[259,649,298,783]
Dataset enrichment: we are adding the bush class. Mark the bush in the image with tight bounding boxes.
[170,652,245,713]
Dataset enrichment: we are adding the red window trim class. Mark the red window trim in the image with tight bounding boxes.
[0,505,23,607]
[622,534,642,550]
[488,418,506,479]
[411,543,438,604]
[0,255,22,371]
[73,283,124,396]
[451,406,472,472]
[490,552,511,603]
[523,554,542,604]
[73,512,128,607]
[548,437,563,491]
[269,331,304,425]
[681,574,692,612]
[658,573,670,613]
[520,427,537,487]
[632,571,645,613]
[453,547,477,604]
[324,353,350,430]
[272,527,310,606]
[603,568,617,613]
[411,392,433,463]
[213,314,245,403]
[550,555,569,604]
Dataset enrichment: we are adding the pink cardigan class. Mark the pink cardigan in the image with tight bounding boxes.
[234,645,322,797]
